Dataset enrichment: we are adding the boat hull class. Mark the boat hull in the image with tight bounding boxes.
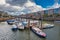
[7,20,15,25]
[12,28,18,31]
[43,26,54,29]
[42,24,54,29]
[7,22,13,25]
[18,27,25,30]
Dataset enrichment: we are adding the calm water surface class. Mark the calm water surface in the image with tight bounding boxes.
[0,21,60,40]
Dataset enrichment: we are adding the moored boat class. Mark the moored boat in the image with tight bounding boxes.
[12,24,18,31]
[43,23,54,29]
[30,27,46,38]
[7,20,15,25]
[17,23,25,30]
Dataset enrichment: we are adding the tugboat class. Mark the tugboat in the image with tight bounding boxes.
[30,27,46,38]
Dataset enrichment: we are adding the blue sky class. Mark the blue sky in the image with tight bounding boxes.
[34,0,60,8]
[58,0,60,4]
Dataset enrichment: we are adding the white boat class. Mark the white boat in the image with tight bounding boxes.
[17,23,24,30]
[12,24,18,31]
[43,23,54,29]
[30,27,46,38]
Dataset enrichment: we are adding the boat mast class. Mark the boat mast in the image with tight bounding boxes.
[40,12,42,30]
[54,0,59,21]
[40,11,44,30]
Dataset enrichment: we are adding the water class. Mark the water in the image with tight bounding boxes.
[0,21,60,40]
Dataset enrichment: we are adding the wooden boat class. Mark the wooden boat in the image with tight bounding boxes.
[30,27,46,38]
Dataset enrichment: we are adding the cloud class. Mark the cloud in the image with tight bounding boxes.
[0,5,20,12]
[46,3,60,10]
[0,0,6,5]
[22,0,44,13]
[52,3,60,8]
[0,0,22,12]
[0,0,45,15]
[6,0,27,6]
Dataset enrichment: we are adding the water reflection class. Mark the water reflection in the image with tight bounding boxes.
[0,21,60,40]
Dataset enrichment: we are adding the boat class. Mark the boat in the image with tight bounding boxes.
[30,27,46,38]
[22,21,28,28]
[12,24,18,31]
[22,21,27,25]
[17,23,25,30]
[7,19,15,25]
[42,23,54,29]
[38,23,54,29]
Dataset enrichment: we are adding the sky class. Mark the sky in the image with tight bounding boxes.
[34,0,55,8]
[34,0,60,8]
[0,0,60,15]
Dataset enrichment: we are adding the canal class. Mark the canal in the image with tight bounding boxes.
[0,21,60,40]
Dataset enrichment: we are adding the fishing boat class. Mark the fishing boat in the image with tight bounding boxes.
[42,23,54,29]
[30,27,46,38]
[12,24,18,31]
